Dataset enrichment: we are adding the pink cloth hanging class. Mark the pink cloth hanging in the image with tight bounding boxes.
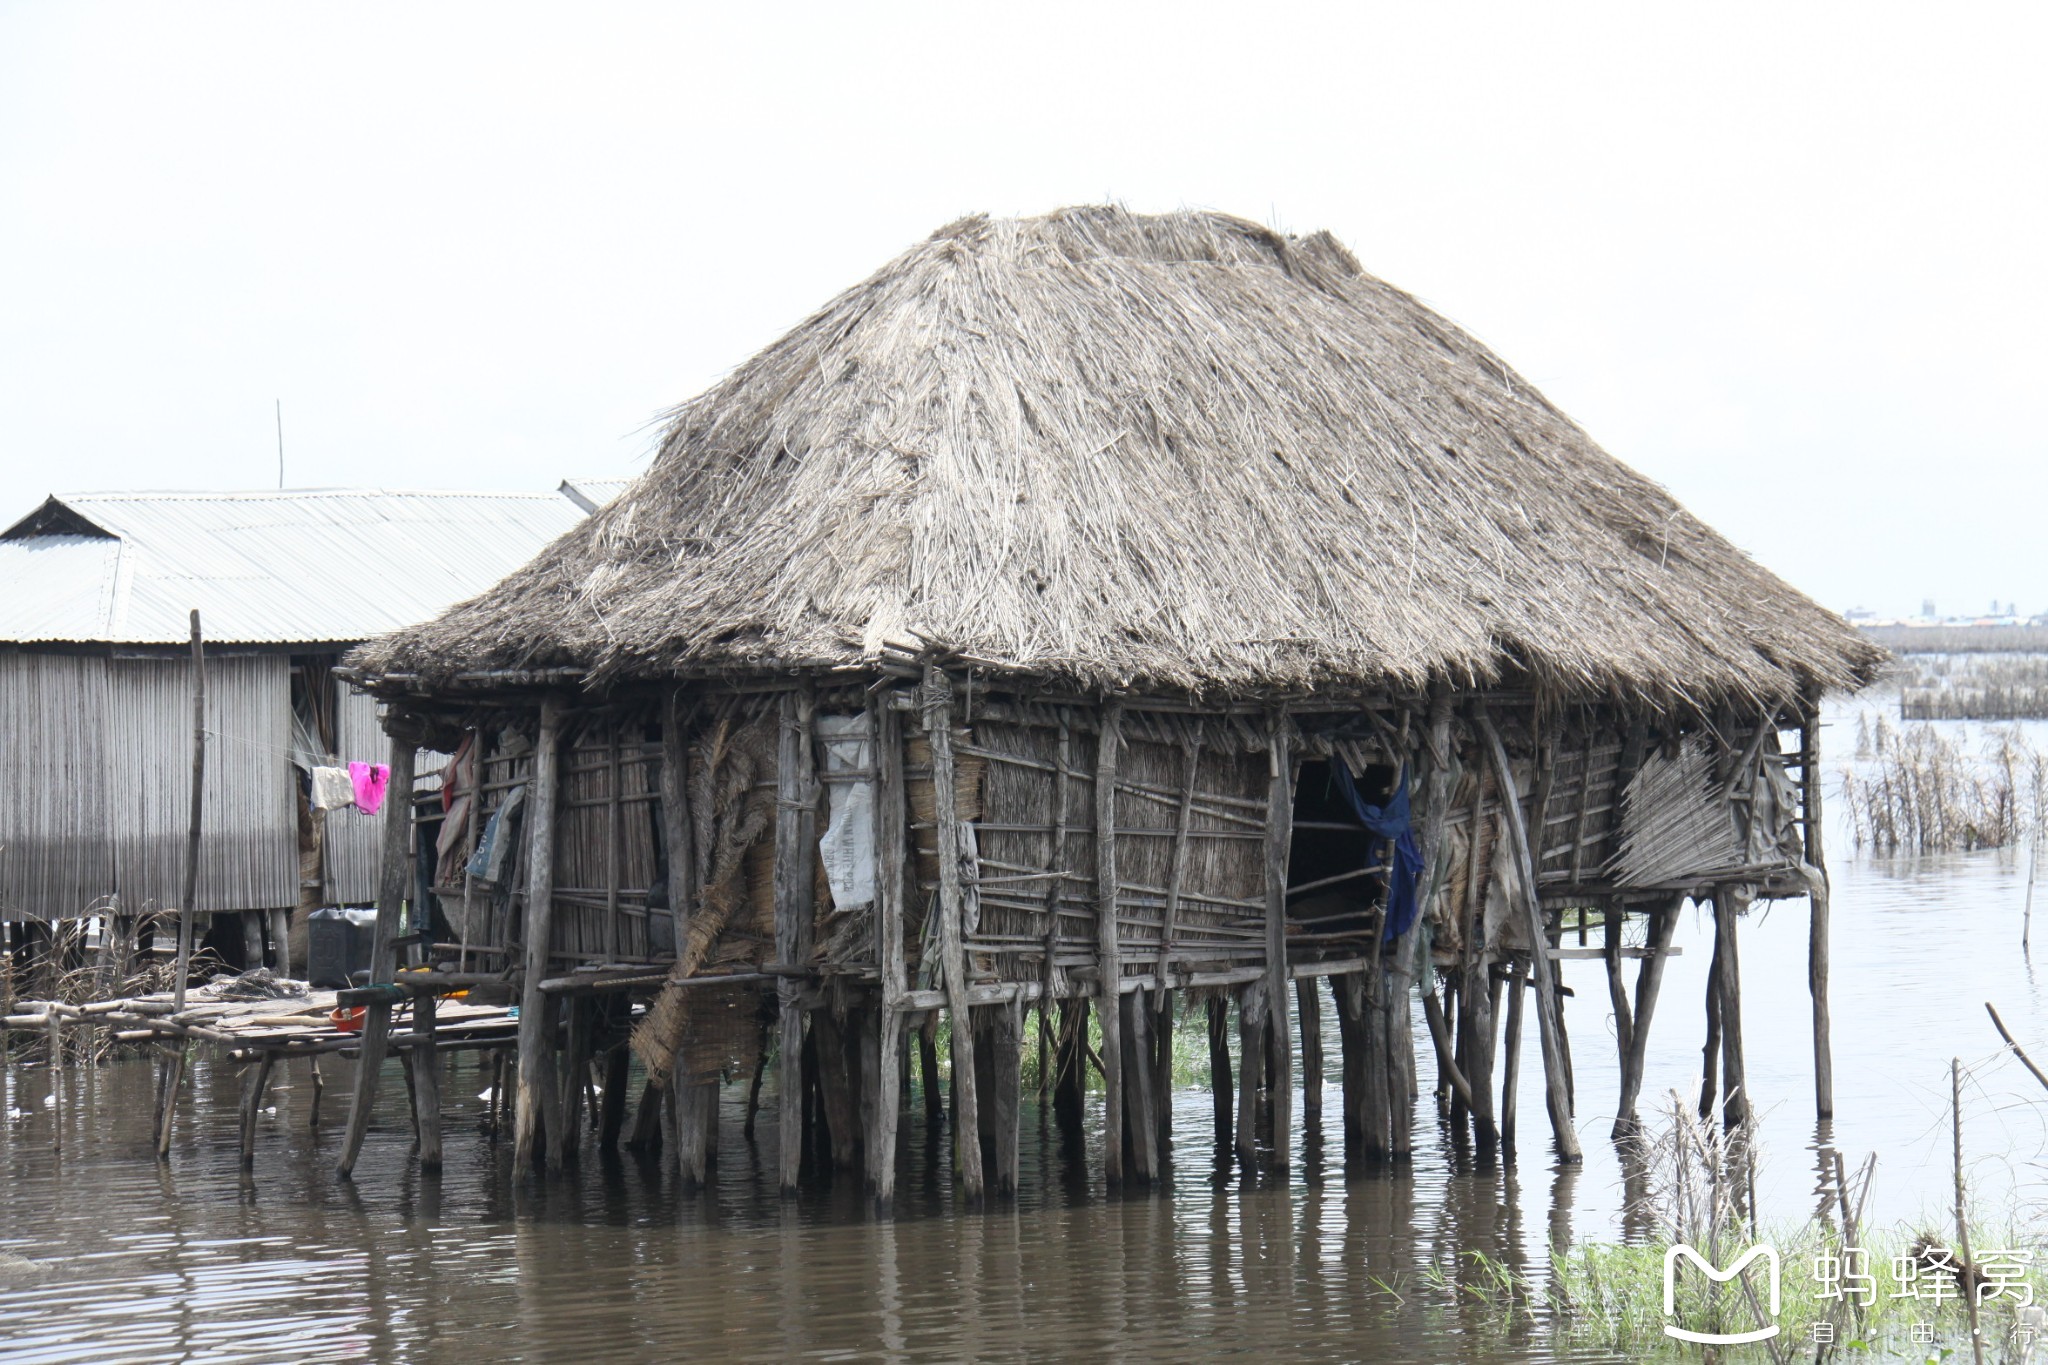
[349,761,391,815]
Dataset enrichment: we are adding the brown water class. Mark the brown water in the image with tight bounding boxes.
[2,709,2042,1363]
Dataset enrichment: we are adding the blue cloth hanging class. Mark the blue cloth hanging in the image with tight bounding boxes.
[1328,763,1426,942]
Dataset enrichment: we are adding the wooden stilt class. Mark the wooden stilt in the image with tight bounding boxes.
[1261,709,1295,1172]
[1802,701,1834,1120]
[550,995,591,1170]
[923,671,983,1200]
[1602,906,1632,1076]
[1235,982,1266,1170]
[413,992,442,1171]
[774,687,819,1196]
[1613,897,1679,1136]
[309,1056,324,1130]
[46,1012,63,1154]
[340,732,417,1180]
[513,698,565,1174]
[987,998,1023,1196]
[155,1046,185,1158]
[1500,958,1526,1150]
[1206,995,1232,1148]
[1332,971,1365,1152]
[240,1051,276,1168]
[599,1037,629,1150]
[1715,885,1750,1130]
[871,697,908,1206]
[813,1009,862,1171]
[1120,990,1158,1183]
[1297,977,1323,1131]
[1053,1000,1087,1136]
[1361,967,1391,1161]
[1094,701,1126,1187]
[1151,989,1174,1159]
[1699,916,1724,1121]
[1477,713,1582,1163]
[676,1060,712,1190]
[918,1014,943,1127]
[628,1077,662,1152]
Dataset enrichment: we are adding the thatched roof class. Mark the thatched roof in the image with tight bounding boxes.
[353,206,1880,705]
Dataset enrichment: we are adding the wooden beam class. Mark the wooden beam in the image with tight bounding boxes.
[1613,895,1680,1137]
[923,670,984,1200]
[1802,701,1834,1121]
[340,732,417,1180]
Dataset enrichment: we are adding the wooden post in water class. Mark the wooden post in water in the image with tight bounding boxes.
[174,610,207,1012]
[1297,977,1323,1132]
[1094,701,1125,1187]
[1234,980,1266,1169]
[512,697,565,1174]
[1499,959,1525,1150]
[1477,714,1581,1163]
[1206,995,1232,1147]
[412,992,442,1171]
[987,997,1024,1196]
[775,686,820,1196]
[870,697,908,1206]
[1119,989,1158,1182]
[238,1052,275,1167]
[1612,896,1680,1136]
[46,1011,62,1154]
[338,733,415,1179]
[921,671,983,1200]
[1801,701,1835,1121]
[1261,709,1295,1171]
[1714,884,1750,1131]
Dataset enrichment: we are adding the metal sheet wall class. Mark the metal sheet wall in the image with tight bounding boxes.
[0,651,296,920]
[0,653,116,919]
[104,654,296,915]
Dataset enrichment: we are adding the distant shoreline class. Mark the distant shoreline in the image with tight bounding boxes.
[1857,623,2048,654]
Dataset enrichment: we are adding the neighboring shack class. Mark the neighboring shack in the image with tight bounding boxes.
[346,207,1884,1196]
[0,488,590,975]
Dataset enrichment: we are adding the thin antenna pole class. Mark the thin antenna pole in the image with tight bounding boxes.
[275,400,285,489]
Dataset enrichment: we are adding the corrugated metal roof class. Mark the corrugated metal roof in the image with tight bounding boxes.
[0,489,589,645]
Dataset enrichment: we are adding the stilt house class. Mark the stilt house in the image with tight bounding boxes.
[346,208,1882,1196]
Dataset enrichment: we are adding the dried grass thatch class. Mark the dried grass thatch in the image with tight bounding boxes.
[353,206,1880,707]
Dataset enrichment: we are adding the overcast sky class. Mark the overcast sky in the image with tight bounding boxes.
[2,3,2040,619]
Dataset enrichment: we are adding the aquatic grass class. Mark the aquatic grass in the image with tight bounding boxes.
[1841,714,2045,853]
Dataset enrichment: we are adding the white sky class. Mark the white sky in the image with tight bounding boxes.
[1,2,2041,619]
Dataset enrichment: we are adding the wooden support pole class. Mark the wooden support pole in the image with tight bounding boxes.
[918,1014,943,1127]
[1297,977,1323,1131]
[1234,981,1266,1169]
[1477,713,1582,1163]
[923,671,983,1200]
[1602,907,1632,1068]
[987,998,1023,1197]
[1802,702,1834,1120]
[599,1032,629,1150]
[675,1061,713,1190]
[1332,970,1364,1152]
[155,1045,185,1158]
[238,1051,275,1168]
[1699,922,1724,1122]
[870,698,908,1205]
[1394,689,1455,1159]
[340,732,416,1180]
[660,690,694,968]
[46,1012,63,1153]
[412,992,442,1171]
[775,686,820,1196]
[1715,885,1750,1131]
[1613,896,1680,1137]
[1206,995,1232,1147]
[1261,709,1295,1171]
[1152,989,1174,1159]
[513,696,565,1174]
[1093,701,1126,1186]
[1120,989,1159,1183]
[1500,958,1526,1150]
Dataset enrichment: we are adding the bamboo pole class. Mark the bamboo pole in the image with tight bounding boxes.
[513,697,565,1173]
[1499,958,1525,1150]
[1612,896,1680,1136]
[1716,885,1750,1132]
[1476,713,1581,1162]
